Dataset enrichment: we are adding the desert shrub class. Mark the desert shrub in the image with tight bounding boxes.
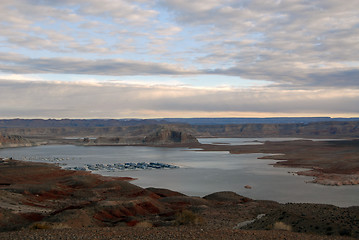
[30,222,51,230]
[175,210,203,225]
[273,221,292,231]
[339,228,351,236]
[135,221,153,228]
[51,223,71,229]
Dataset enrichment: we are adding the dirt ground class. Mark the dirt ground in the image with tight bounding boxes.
[1,158,359,239]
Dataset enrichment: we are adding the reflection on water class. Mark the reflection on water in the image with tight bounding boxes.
[1,141,358,207]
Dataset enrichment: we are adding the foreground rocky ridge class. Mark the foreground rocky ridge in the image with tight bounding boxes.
[0,159,358,239]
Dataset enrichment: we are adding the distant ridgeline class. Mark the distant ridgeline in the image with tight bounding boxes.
[0,118,167,128]
[161,117,359,125]
[1,117,359,128]
[0,118,359,138]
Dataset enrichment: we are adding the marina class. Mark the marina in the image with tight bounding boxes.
[67,162,179,171]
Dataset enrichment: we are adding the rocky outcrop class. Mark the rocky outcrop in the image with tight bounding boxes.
[142,128,199,145]
[0,160,183,230]
[203,191,252,203]
[0,135,33,148]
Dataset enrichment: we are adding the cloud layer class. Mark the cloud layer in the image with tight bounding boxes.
[0,53,197,76]
[1,80,358,118]
[1,1,358,86]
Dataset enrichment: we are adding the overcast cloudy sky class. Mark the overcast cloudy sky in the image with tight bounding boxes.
[1,0,358,119]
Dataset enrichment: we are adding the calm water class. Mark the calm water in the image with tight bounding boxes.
[1,141,358,207]
[197,138,347,145]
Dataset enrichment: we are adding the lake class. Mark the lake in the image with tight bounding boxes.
[1,138,358,207]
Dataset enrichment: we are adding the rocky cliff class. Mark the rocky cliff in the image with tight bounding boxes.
[0,135,33,148]
[1,121,359,140]
[143,128,199,145]
[192,121,359,138]
[77,127,199,146]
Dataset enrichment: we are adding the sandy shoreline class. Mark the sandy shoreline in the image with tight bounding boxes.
[192,139,359,186]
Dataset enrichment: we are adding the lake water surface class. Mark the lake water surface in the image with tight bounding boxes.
[1,139,358,207]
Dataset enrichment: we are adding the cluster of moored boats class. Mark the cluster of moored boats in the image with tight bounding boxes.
[65,162,179,172]
[22,156,75,162]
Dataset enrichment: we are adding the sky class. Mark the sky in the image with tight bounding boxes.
[0,0,358,119]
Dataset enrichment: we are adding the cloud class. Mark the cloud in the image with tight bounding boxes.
[0,0,156,25]
[207,65,359,88]
[0,0,161,54]
[0,53,197,76]
[1,79,359,118]
[158,0,359,87]
[76,0,157,24]
[0,0,358,90]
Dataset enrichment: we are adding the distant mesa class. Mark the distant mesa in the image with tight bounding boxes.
[81,127,199,146]
[142,127,199,145]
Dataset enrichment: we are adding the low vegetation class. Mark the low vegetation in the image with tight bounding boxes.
[175,209,204,226]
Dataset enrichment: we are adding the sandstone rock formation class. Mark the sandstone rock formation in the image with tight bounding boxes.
[191,121,359,138]
[2,120,359,141]
[0,135,33,148]
[142,127,199,145]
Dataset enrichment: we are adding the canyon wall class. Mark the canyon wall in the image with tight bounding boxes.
[1,120,359,139]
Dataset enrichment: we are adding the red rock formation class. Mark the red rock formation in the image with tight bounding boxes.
[0,159,190,230]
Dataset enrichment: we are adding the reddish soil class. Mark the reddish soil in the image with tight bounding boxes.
[1,159,359,239]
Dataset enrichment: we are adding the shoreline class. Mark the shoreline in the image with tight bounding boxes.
[1,138,359,186]
[195,139,359,186]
